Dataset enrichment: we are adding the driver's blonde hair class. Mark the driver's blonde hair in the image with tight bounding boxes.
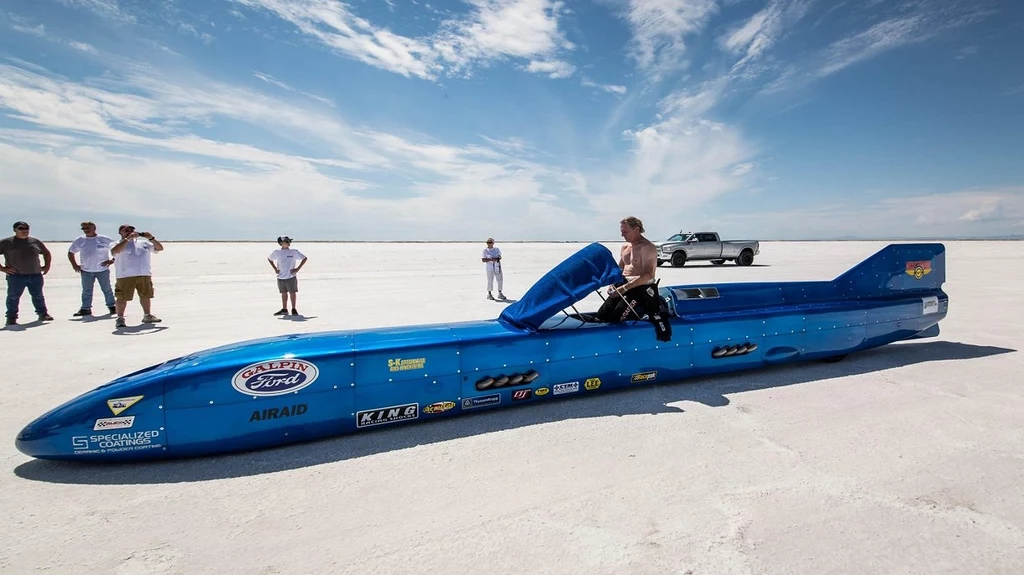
[620,216,644,233]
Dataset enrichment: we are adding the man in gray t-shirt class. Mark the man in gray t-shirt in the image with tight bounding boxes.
[0,221,54,326]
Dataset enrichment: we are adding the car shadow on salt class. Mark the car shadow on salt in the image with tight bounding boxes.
[13,339,1015,485]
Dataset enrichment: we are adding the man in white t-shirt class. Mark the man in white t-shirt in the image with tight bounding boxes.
[67,221,116,317]
[110,224,164,328]
[481,237,505,300]
[268,236,307,316]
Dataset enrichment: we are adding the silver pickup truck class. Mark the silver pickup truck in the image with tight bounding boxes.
[655,231,760,267]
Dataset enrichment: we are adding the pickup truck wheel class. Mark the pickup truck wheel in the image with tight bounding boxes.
[736,250,754,266]
[671,252,687,267]
[711,259,725,265]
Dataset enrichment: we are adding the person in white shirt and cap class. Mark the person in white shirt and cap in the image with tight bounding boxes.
[110,224,163,328]
[268,235,307,316]
[481,237,505,300]
[67,221,116,317]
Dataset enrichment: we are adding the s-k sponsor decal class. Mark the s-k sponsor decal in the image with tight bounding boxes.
[72,430,162,455]
[905,260,932,280]
[388,357,426,372]
[232,359,319,396]
[93,416,135,431]
[630,371,657,383]
[922,296,939,315]
[107,395,143,416]
[424,401,456,414]
[511,389,533,401]
[535,387,549,396]
[250,403,308,422]
[584,378,601,391]
[553,381,580,395]
[462,394,500,409]
[357,403,419,428]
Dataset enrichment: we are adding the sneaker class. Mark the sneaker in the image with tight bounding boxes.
[487,292,495,300]
[115,317,126,328]
[73,309,91,317]
[107,305,117,314]
[498,292,506,300]
[141,314,162,323]
[273,308,288,316]
[39,314,54,321]
[291,309,299,316]
[5,317,15,326]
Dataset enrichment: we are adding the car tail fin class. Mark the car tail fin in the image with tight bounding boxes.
[832,243,946,298]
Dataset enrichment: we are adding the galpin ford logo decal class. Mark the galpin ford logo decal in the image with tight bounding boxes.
[905,260,932,280]
[232,359,320,396]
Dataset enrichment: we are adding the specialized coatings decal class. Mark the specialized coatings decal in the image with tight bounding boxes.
[93,416,135,431]
[388,357,426,372]
[232,359,320,396]
[462,394,500,409]
[553,382,580,395]
[584,378,601,391]
[630,371,657,383]
[922,296,939,315]
[357,403,419,428]
[250,403,308,422]
[905,260,932,280]
[424,401,456,414]
[107,395,143,416]
[72,430,162,455]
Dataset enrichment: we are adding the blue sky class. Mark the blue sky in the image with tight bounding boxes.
[1,0,1022,241]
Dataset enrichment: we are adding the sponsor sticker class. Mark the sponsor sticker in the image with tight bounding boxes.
[462,394,500,409]
[107,395,143,416]
[72,430,162,455]
[93,415,135,431]
[388,357,426,372]
[905,260,932,280]
[424,401,456,414]
[553,381,580,395]
[922,296,939,315]
[250,403,308,422]
[631,371,657,383]
[511,389,533,401]
[356,403,419,428]
[535,387,550,396]
[232,359,319,396]
[584,378,601,391]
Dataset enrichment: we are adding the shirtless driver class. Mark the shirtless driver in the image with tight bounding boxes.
[594,216,672,340]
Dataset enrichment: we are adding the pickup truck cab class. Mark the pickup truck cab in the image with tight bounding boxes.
[654,231,760,267]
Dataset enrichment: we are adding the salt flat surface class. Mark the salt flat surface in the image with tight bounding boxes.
[2,240,1022,575]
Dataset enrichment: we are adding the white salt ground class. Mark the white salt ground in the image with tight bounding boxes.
[1,240,1022,575]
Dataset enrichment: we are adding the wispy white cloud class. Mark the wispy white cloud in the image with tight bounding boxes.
[57,0,136,24]
[231,0,575,81]
[621,0,718,80]
[581,76,627,95]
[253,71,335,107]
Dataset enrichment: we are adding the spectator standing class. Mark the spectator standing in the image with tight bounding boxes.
[110,224,163,328]
[268,236,307,316]
[1,221,53,326]
[67,221,116,317]
[481,237,505,300]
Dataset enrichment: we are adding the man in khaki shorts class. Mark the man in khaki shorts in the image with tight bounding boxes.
[110,224,164,328]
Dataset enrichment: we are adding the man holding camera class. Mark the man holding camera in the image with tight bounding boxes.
[110,224,163,328]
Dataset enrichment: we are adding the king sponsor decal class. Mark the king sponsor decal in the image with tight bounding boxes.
[93,416,135,431]
[107,395,143,416]
[356,403,419,428]
[905,260,932,280]
[72,430,162,455]
[553,381,580,395]
[232,359,319,396]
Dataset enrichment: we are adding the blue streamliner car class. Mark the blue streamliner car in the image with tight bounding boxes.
[15,242,948,462]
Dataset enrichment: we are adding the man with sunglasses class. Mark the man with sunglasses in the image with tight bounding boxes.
[0,221,54,326]
[110,224,163,328]
[67,221,116,317]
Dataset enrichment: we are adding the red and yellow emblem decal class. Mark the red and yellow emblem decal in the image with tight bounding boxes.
[905,260,931,280]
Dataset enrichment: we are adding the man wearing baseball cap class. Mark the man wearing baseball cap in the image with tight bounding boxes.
[267,236,307,316]
[0,221,54,326]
